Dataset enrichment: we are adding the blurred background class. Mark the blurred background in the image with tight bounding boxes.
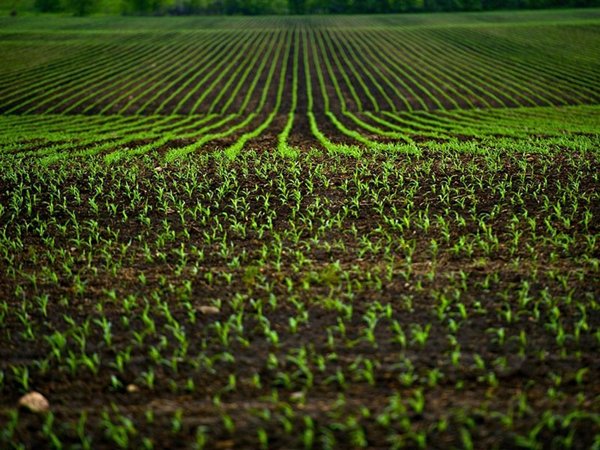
[1,0,599,18]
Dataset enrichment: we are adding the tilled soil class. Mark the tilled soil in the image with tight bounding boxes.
[0,150,598,449]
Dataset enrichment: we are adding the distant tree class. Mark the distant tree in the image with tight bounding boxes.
[269,0,288,13]
[248,0,282,13]
[182,0,209,13]
[288,0,306,12]
[223,0,238,13]
[34,0,600,16]
[390,0,422,11]
[209,0,227,13]
[326,0,352,13]
[423,0,440,9]
[34,0,62,12]
[123,0,168,14]
[67,0,98,15]
[454,0,482,9]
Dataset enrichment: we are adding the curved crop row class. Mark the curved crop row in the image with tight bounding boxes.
[0,14,599,157]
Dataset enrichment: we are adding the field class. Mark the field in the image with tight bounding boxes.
[1,9,600,449]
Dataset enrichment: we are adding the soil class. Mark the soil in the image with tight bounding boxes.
[0,150,599,449]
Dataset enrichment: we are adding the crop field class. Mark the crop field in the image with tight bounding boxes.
[1,9,600,450]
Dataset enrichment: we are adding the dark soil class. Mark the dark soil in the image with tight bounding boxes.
[0,150,599,449]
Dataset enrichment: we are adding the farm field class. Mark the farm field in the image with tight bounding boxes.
[1,9,600,449]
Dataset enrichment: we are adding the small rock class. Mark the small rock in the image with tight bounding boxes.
[198,306,219,315]
[126,384,140,393]
[18,391,49,413]
[155,166,164,172]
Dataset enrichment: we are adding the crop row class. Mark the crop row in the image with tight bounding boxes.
[0,104,598,162]
[1,19,598,117]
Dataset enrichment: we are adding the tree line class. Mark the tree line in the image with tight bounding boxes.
[34,0,600,16]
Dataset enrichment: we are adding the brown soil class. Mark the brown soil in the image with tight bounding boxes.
[0,151,598,449]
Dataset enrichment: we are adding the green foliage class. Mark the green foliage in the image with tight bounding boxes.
[122,0,168,13]
[34,0,62,12]
[4,0,600,14]
[66,0,98,14]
